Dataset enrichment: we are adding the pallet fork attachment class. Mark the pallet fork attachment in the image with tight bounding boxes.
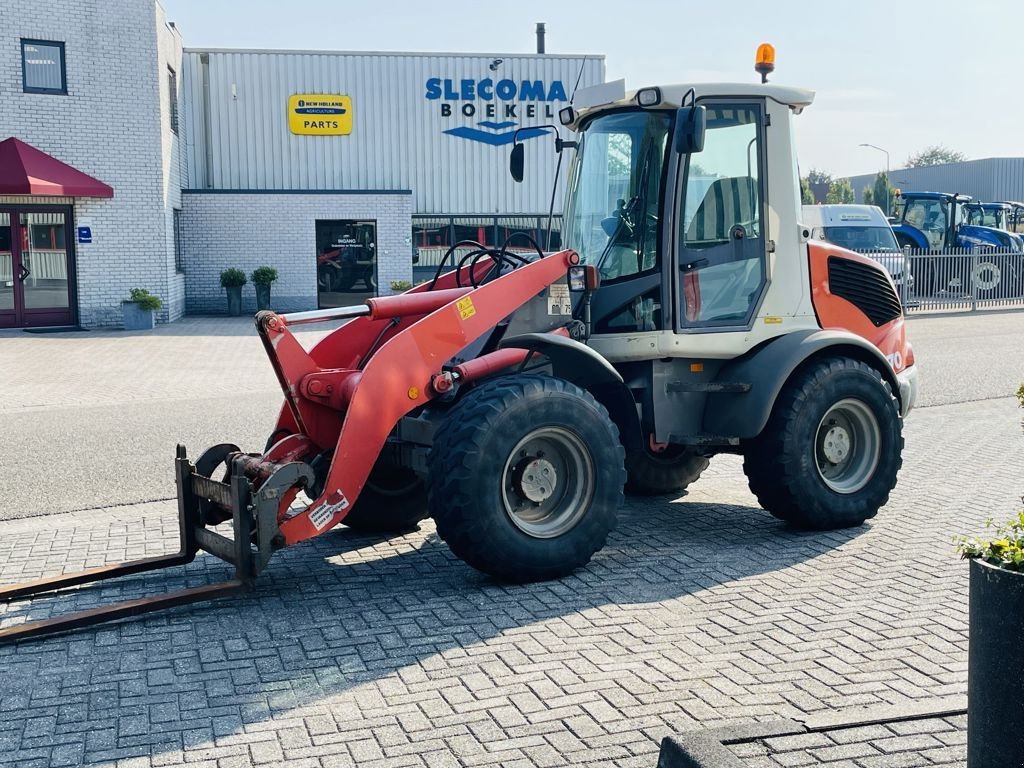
[0,445,310,644]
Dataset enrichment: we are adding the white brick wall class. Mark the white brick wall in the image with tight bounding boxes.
[180,192,413,313]
[0,0,182,327]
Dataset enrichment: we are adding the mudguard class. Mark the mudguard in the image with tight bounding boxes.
[891,223,929,250]
[498,333,643,452]
[702,329,901,440]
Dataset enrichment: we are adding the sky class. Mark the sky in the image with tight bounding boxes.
[160,0,1023,178]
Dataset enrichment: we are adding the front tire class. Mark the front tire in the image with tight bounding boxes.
[427,375,625,582]
[743,358,902,530]
[625,445,708,496]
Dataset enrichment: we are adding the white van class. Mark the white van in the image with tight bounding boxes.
[802,204,912,289]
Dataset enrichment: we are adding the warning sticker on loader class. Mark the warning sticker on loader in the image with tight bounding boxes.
[309,496,350,530]
[548,284,571,315]
[457,296,476,320]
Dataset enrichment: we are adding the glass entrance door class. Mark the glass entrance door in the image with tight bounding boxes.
[0,212,14,327]
[315,220,377,308]
[0,208,74,328]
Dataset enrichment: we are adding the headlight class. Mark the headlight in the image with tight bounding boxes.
[635,87,661,107]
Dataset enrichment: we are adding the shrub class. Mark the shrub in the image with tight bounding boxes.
[251,266,278,285]
[127,288,162,311]
[958,513,1024,572]
[220,268,247,288]
[390,280,413,292]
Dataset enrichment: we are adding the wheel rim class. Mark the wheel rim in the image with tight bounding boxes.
[814,398,881,494]
[974,261,1001,291]
[501,426,594,538]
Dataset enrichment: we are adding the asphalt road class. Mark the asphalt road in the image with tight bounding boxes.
[0,311,1021,522]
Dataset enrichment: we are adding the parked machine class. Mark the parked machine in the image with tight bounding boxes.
[993,201,1024,235]
[801,204,913,293]
[891,191,1022,297]
[0,58,920,643]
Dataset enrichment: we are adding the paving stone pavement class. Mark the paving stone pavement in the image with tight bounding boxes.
[0,312,1022,767]
[729,714,967,767]
[0,396,1020,767]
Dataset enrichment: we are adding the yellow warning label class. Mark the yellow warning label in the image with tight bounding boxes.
[763,316,783,324]
[457,296,476,320]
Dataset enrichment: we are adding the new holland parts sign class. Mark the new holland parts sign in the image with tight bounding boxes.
[288,94,353,135]
[426,77,567,146]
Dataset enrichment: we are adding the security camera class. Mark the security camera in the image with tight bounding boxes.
[489,58,503,71]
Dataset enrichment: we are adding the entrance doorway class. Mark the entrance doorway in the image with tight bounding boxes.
[315,220,377,308]
[0,208,75,328]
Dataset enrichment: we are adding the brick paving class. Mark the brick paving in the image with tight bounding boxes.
[0,313,1022,766]
[729,714,967,767]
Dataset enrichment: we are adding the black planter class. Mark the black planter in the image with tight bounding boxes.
[255,283,272,311]
[968,558,1024,767]
[225,285,243,316]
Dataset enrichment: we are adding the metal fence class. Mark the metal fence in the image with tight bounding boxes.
[895,247,1024,313]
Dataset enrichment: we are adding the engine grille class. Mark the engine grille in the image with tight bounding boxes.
[827,256,903,327]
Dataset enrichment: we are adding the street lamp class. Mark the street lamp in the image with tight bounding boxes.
[859,143,891,214]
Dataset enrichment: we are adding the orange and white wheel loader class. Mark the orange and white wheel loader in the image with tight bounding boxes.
[1,67,918,642]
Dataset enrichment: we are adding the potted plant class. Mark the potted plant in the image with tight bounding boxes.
[957,384,1024,768]
[220,268,247,316]
[122,288,162,330]
[251,266,278,311]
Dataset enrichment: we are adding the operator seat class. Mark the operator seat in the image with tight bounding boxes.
[686,176,758,243]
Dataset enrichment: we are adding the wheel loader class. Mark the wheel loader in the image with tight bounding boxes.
[0,70,919,642]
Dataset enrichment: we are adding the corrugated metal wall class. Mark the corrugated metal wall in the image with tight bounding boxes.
[182,50,604,214]
[846,158,1024,203]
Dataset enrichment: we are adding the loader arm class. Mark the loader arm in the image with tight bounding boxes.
[259,250,578,545]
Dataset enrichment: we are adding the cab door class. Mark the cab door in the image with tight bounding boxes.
[673,101,769,331]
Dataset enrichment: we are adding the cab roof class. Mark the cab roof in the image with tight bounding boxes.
[567,81,815,129]
[898,191,972,202]
[964,201,1012,210]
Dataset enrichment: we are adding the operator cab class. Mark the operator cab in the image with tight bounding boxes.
[964,201,1012,231]
[549,82,815,358]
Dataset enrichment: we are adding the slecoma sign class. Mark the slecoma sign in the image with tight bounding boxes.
[426,77,568,145]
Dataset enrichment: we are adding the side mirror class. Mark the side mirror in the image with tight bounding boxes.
[510,143,524,183]
[674,105,707,155]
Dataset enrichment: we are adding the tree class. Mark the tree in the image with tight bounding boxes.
[863,186,874,206]
[807,168,833,187]
[871,171,896,215]
[826,178,855,204]
[906,145,967,168]
[801,176,815,204]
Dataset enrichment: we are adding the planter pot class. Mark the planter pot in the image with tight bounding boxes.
[122,302,156,330]
[968,558,1024,767]
[225,285,243,316]
[255,283,272,311]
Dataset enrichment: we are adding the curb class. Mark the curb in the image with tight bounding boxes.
[657,695,968,768]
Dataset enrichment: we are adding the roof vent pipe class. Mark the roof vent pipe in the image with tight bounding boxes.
[536,22,546,54]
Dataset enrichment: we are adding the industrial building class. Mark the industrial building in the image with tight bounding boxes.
[0,0,602,328]
[846,158,1024,207]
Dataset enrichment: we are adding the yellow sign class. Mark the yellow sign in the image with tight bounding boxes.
[288,94,353,135]
[457,296,476,320]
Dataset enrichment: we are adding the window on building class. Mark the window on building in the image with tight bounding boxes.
[21,39,66,94]
[173,209,184,273]
[168,67,179,133]
[411,215,564,283]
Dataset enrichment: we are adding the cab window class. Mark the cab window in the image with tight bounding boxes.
[677,103,766,328]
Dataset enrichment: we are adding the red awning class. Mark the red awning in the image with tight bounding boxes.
[0,137,114,198]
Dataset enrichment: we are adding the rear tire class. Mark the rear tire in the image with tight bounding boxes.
[743,358,902,530]
[341,460,428,533]
[625,446,708,496]
[427,374,625,582]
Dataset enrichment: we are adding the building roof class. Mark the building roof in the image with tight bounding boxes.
[0,138,113,198]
